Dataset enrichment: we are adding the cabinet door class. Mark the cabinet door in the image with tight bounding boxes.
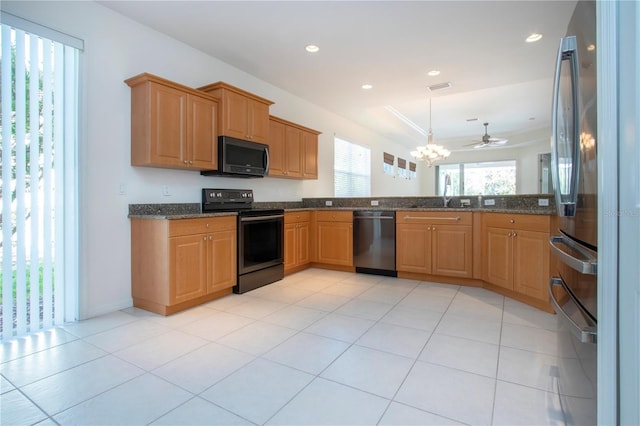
[267,119,286,176]
[285,126,303,177]
[432,225,473,278]
[302,131,318,179]
[221,90,249,139]
[396,224,431,274]
[513,230,549,300]
[317,222,353,266]
[284,223,297,271]
[483,226,513,290]
[248,100,270,143]
[170,234,207,304]
[297,222,310,265]
[150,82,187,167]
[188,94,217,170]
[208,230,237,293]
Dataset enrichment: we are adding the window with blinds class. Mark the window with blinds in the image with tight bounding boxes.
[397,157,407,179]
[383,152,394,176]
[1,14,80,339]
[334,137,371,197]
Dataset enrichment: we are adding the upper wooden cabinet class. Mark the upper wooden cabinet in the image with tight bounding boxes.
[268,116,320,179]
[396,211,473,278]
[198,82,273,143]
[125,73,218,170]
[302,130,319,179]
[481,213,551,301]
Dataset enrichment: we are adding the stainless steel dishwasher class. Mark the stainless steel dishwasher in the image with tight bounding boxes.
[353,211,397,276]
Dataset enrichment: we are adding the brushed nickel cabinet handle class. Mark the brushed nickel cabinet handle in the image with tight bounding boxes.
[403,215,461,221]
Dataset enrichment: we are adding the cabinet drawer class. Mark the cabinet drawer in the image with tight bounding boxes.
[314,210,353,222]
[483,213,550,232]
[169,216,236,237]
[396,211,472,226]
[285,211,311,224]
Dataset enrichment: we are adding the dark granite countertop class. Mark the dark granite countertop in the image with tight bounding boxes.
[129,195,556,219]
[283,207,554,215]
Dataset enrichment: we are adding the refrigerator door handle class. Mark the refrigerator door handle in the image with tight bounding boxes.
[549,277,597,344]
[550,235,597,274]
[551,35,581,217]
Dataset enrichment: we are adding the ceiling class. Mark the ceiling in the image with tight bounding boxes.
[99,0,577,152]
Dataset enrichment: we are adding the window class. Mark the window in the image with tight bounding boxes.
[334,137,370,197]
[436,160,516,196]
[1,13,80,339]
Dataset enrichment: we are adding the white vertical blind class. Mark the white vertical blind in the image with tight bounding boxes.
[29,32,40,332]
[1,25,13,339]
[1,21,79,339]
[334,137,371,197]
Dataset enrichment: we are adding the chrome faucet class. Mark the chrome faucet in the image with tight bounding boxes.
[443,174,452,207]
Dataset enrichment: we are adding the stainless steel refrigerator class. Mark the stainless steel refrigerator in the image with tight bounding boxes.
[549,1,598,424]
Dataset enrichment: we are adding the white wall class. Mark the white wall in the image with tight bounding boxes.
[3,1,422,319]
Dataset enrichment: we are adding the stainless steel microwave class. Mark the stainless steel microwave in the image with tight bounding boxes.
[201,136,269,177]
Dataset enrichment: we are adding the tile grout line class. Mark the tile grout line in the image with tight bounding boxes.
[375,281,461,425]
[260,272,392,425]
[489,294,506,426]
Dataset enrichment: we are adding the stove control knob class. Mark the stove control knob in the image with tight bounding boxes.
[216,192,222,197]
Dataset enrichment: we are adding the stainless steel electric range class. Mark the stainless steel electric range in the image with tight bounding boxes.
[202,189,284,294]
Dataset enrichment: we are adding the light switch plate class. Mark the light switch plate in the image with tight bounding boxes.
[484,198,496,206]
[538,198,550,206]
[371,200,379,206]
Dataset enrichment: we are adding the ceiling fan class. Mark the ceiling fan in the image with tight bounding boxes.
[466,122,508,148]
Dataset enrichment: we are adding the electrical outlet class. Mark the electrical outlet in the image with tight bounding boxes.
[484,198,496,206]
[162,185,171,196]
[118,183,126,195]
[371,200,379,206]
[538,198,550,206]
[325,200,333,206]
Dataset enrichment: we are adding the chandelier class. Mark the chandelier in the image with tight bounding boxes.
[410,97,450,167]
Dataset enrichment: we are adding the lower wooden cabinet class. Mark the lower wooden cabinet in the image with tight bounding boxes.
[396,211,473,278]
[314,210,353,267]
[284,211,311,274]
[482,213,550,302]
[131,216,236,315]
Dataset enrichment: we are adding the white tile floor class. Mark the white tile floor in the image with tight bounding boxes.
[1,268,597,426]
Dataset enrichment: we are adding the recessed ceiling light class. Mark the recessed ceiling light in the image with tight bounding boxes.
[526,33,543,43]
[361,84,373,90]
[587,44,596,51]
[427,70,441,77]
[305,44,319,53]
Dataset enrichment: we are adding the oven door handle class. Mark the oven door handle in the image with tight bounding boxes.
[549,276,597,344]
[240,214,284,222]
